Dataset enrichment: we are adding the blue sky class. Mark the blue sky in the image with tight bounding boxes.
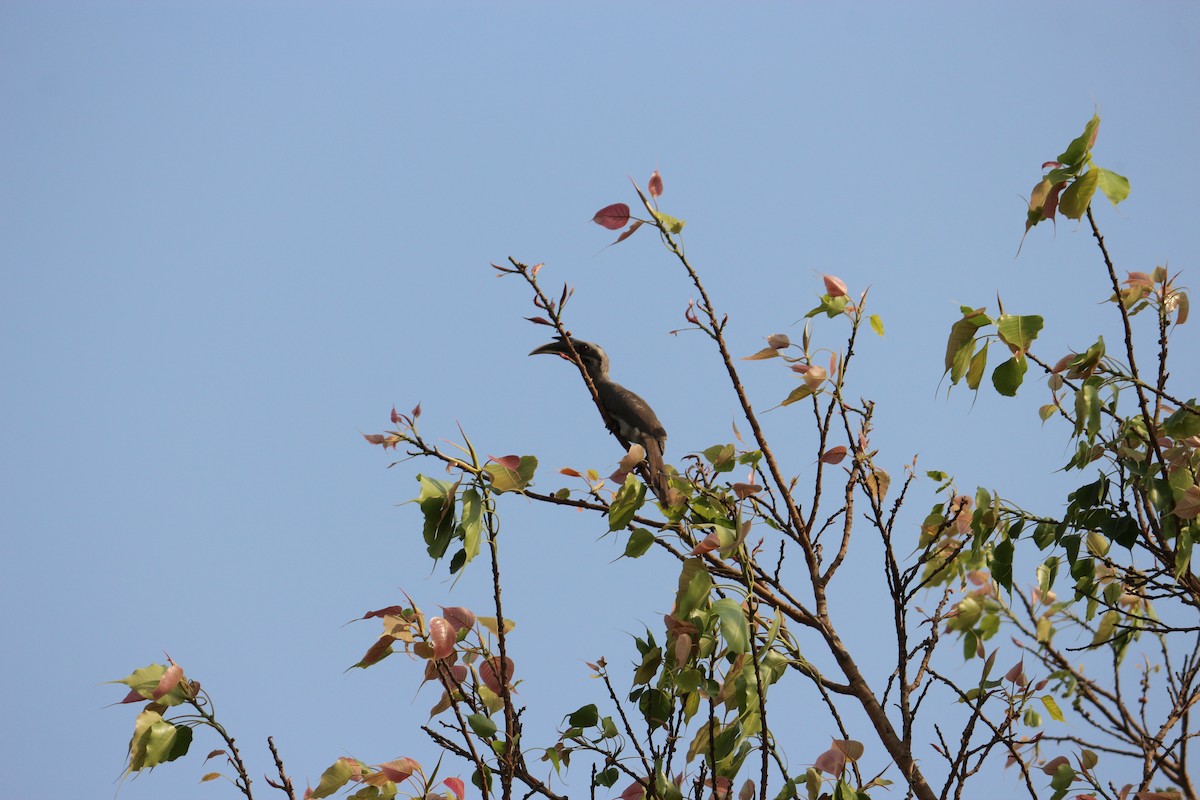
[2,4,1198,799]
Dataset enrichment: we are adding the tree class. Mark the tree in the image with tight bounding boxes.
[109,116,1197,800]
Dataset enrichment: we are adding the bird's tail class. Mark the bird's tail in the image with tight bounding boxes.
[642,438,672,506]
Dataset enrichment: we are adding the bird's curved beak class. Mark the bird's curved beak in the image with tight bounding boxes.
[529,340,569,358]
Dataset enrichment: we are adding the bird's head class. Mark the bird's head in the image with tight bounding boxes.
[529,336,610,376]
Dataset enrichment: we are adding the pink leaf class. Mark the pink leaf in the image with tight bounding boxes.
[690,531,722,556]
[390,407,401,424]
[613,219,644,245]
[813,747,846,776]
[684,300,699,325]
[152,664,184,700]
[592,203,631,230]
[674,632,692,666]
[819,446,847,465]
[412,402,422,419]
[525,316,553,326]
[767,333,790,349]
[732,482,761,500]
[648,170,664,198]
[429,617,456,660]
[363,434,386,446]
[444,778,466,800]
[823,274,848,298]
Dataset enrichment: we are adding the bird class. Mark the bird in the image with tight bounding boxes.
[530,336,669,501]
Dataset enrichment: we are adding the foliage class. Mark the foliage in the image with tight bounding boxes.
[108,116,1197,800]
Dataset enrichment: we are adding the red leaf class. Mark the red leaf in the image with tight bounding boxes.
[592,203,631,230]
[488,454,521,471]
[620,781,647,800]
[819,446,847,465]
[412,402,422,419]
[444,777,466,800]
[441,606,476,632]
[525,316,553,326]
[378,757,420,783]
[1041,755,1070,776]
[362,605,407,620]
[648,170,664,198]
[480,655,514,694]
[357,635,396,667]
[560,467,582,478]
[390,406,401,424]
[531,262,544,277]
[684,299,699,325]
[823,274,848,298]
[429,617,456,660]
[363,433,386,445]
[613,219,644,245]
[767,333,790,349]
[117,688,144,704]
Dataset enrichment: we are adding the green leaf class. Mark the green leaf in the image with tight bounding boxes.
[996,314,1043,356]
[780,384,814,406]
[1039,695,1065,722]
[1058,114,1100,166]
[608,473,647,531]
[651,209,686,234]
[311,758,361,799]
[966,345,988,391]
[459,488,483,565]
[702,443,737,472]
[712,598,751,653]
[417,475,457,560]
[601,716,619,738]
[111,663,168,700]
[869,314,884,336]
[991,355,1028,396]
[1094,167,1130,206]
[1059,167,1100,220]
[595,767,620,788]
[637,687,672,728]
[806,294,851,319]
[567,704,599,728]
[624,527,655,558]
[944,308,990,377]
[674,559,713,619]
[468,714,497,738]
[1164,401,1200,440]
[484,456,538,493]
[992,537,1014,592]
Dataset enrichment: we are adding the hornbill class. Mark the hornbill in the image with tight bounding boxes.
[530,336,669,501]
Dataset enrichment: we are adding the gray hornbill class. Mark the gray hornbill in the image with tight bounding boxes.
[530,336,669,500]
